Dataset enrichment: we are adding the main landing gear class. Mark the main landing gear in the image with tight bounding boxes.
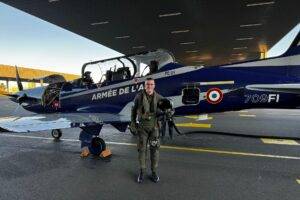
[79,125,112,158]
[51,126,111,159]
[89,137,106,156]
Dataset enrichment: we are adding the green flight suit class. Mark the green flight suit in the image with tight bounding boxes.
[131,89,163,172]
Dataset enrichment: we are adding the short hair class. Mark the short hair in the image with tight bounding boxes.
[146,77,154,81]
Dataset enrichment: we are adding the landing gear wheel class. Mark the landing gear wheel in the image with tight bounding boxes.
[51,129,62,140]
[89,137,106,156]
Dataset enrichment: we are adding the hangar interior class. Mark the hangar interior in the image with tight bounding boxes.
[2,0,300,66]
[0,64,79,93]
[0,1,300,200]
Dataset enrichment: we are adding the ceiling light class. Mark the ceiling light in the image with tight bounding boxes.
[246,1,275,7]
[185,50,199,53]
[187,54,212,61]
[132,46,145,49]
[231,53,243,56]
[236,37,254,41]
[158,12,182,18]
[233,47,248,50]
[49,0,59,2]
[240,23,262,27]
[115,35,130,39]
[171,30,190,34]
[259,43,268,54]
[90,21,109,26]
[180,42,196,45]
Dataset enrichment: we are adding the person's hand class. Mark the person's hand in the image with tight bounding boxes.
[129,122,138,135]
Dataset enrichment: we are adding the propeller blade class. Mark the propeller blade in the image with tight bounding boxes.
[15,66,23,91]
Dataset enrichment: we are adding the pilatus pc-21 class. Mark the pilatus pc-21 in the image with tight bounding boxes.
[0,30,300,156]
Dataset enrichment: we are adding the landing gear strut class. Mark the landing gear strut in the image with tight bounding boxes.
[51,129,62,140]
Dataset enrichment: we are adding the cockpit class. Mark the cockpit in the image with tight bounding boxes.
[41,49,176,110]
[77,49,176,88]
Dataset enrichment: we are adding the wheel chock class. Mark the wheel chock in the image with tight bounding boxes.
[100,148,112,158]
[80,147,90,158]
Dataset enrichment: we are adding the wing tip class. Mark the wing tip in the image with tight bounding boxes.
[0,127,10,132]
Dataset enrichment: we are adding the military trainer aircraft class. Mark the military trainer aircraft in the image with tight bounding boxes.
[0,29,299,156]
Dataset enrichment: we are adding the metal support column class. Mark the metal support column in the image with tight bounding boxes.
[6,79,9,92]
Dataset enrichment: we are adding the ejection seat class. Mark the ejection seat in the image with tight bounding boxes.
[101,67,131,86]
[145,60,159,76]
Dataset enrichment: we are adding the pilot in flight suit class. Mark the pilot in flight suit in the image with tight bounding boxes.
[130,77,163,183]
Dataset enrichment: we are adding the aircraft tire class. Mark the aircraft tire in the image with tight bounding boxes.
[51,129,62,140]
[89,137,106,156]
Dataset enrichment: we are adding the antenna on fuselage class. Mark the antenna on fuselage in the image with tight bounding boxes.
[15,65,23,91]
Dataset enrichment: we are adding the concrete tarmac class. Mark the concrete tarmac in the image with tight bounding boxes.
[1,96,300,200]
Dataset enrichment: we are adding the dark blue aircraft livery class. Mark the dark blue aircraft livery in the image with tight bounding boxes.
[0,27,299,155]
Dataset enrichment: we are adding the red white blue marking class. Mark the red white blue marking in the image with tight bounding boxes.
[206,88,223,104]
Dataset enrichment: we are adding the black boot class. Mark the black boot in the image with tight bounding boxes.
[151,171,160,183]
[137,169,144,183]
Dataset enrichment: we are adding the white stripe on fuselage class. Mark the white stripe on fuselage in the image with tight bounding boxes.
[199,81,235,85]
[222,54,300,68]
[118,88,236,115]
[60,66,202,100]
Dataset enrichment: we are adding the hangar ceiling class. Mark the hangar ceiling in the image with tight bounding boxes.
[2,0,300,66]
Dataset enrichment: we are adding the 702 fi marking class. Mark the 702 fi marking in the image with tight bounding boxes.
[244,94,279,104]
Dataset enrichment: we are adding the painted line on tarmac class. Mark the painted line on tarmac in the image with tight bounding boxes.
[1,133,300,160]
[197,117,213,121]
[184,115,199,119]
[238,110,249,113]
[184,115,213,120]
[175,123,211,128]
[159,146,300,160]
[239,114,256,117]
[261,138,300,146]
[287,113,300,116]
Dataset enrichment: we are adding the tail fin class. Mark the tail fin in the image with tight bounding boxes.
[288,28,300,49]
[283,23,300,55]
[15,66,23,91]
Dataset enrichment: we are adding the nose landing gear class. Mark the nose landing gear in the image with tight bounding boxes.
[51,129,62,140]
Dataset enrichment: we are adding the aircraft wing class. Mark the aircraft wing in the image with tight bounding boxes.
[0,113,130,133]
[246,83,300,94]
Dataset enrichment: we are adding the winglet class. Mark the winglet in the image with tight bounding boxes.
[0,127,10,133]
[289,28,300,49]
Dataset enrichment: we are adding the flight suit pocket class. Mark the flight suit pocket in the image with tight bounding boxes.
[137,134,147,152]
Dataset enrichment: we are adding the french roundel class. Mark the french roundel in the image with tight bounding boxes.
[206,88,223,104]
